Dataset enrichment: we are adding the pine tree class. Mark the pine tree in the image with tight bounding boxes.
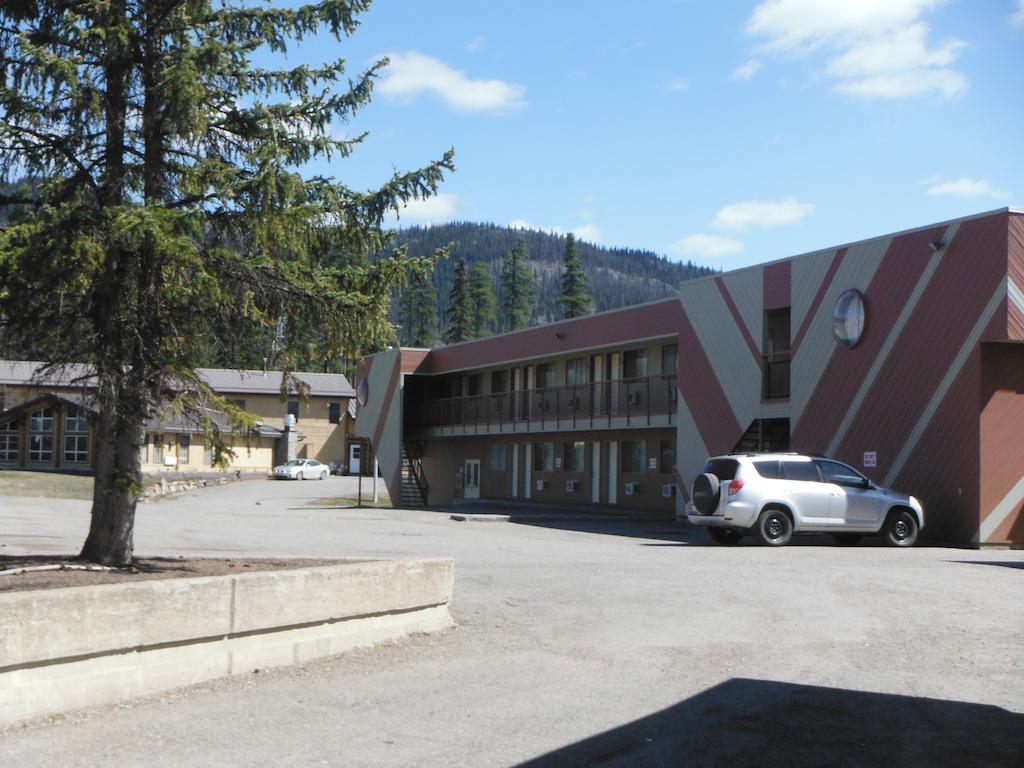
[558,233,593,319]
[444,259,472,344]
[467,262,497,339]
[400,273,438,348]
[0,1,453,565]
[500,237,536,331]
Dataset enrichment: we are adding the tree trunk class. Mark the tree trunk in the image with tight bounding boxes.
[80,383,145,566]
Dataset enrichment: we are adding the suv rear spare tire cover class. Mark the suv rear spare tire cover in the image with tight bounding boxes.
[692,473,721,515]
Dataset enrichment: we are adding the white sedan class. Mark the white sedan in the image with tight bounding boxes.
[273,459,329,480]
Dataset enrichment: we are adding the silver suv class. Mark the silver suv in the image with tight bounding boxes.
[687,453,924,547]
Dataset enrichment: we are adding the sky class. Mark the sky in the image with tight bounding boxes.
[282,0,1024,270]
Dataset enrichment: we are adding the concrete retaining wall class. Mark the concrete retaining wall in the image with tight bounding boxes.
[0,558,454,724]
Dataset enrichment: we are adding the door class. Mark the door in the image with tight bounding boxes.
[464,459,481,500]
[816,460,885,528]
[607,441,618,505]
[348,443,360,475]
[779,459,830,528]
[590,442,601,504]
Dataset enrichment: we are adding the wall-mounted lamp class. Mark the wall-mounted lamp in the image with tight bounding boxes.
[928,239,944,252]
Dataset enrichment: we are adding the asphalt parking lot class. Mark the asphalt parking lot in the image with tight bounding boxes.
[2,478,1023,767]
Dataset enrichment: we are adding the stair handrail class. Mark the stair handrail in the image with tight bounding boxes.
[403,440,429,504]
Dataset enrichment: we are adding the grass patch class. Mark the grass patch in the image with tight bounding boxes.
[308,493,391,508]
[0,471,94,500]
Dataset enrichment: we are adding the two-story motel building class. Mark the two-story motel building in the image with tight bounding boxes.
[355,208,1024,547]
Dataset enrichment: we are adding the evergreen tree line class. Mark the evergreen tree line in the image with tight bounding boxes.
[389,222,717,347]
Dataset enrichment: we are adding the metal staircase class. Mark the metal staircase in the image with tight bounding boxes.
[732,418,790,454]
[400,440,429,507]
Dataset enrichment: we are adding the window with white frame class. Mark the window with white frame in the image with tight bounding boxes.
[489,444,508,472]
[0,419,18,462]
[29,408,54,462]
[153,434,164,465]
[63,406,90,463]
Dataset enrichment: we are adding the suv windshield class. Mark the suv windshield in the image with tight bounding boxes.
[705,458,739,481]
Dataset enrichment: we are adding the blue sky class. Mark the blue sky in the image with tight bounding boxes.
[286,0,1023,270]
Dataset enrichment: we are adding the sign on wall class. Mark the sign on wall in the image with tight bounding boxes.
[863,451,877,469]
[649,457,657,470]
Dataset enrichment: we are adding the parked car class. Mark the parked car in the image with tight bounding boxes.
[687,453,924,547]
[273,458,329,480]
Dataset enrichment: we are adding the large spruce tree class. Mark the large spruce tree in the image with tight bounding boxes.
[500,237,536,331]
[467,262,497,339]
[444,258,472,344]
[0,1,453,565]
[558,233,592,319]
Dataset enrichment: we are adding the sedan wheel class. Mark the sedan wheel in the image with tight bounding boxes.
[320,470,328,480]
[755,508,793,546]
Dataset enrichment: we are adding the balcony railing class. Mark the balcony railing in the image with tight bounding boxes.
[415,375,678,430]
[763,351,790,400]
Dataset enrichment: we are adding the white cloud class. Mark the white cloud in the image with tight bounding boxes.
[570,224,602,243]
[674,234,745,258]
[1012,1,1024,27]
[744,0,967,100]
[667,77,690,92]
[730,59,763,80]
[509,219,535,230]
[378,51,526,113]
[391,193,459,224]
[926,177,1010,199]
[712,198,814,231]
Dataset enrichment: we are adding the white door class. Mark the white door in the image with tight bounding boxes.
[464,459,481,500]
[779,459,830,528]
[348,443,361,475]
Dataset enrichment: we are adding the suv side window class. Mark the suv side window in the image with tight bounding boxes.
[705,459,738,481]
[781,460,820,482]
[816,460,866,488]
[751,460,782,479]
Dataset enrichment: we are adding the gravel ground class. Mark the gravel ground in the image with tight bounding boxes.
[1,478,1022,767]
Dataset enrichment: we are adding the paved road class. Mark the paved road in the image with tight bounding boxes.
[2,479,1023,767]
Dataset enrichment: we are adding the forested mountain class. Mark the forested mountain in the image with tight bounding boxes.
[388,222,716,342]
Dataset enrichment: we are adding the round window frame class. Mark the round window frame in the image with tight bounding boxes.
[832,289,866,349]
[356,378,369,407]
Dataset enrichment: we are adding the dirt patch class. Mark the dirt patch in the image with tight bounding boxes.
[0,556,360,593]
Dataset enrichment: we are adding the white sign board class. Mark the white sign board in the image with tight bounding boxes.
[863,451,877,469]
[649,457,658,470]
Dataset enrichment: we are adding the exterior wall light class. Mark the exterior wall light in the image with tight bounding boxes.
[356,378,368,406]
[832,289,866,349]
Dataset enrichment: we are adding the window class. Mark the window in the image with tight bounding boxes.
[566,358,588,386]
[0,420,18,462]
[533,442,554,472]
[287,401,299,422]
[0,387,5,412]
[621,440,647,473]
[704,458,739,481]
[535,364,555,389]
[140,437,149,465]
[563,441,585,472]
[328,402,341,424]
[624,349,648,379]
[62,407,90,463]
[203,442,212,466]
[659,440,675,474]
[661,344,678,376]
[28,408,54,462]
[816,460,866,488]
[751,460,782,479]
[491,370,509,393]
[153,434,164,465]
[179,435,190,464]
[781,460,819,483]
[468,374,483,396]
[489,444,508,471]
[232,398,246,410]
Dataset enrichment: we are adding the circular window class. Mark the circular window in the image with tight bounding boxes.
[356,378,369,407]
[832,289,866,348]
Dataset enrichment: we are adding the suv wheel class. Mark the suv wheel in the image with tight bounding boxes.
[831,533,863,546]
[883,509,918,547]
[708,528,743,546]
[755,508,793,546]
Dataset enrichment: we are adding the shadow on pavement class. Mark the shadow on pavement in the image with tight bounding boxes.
[949,560,1024,570]
[513,678,1024,768]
